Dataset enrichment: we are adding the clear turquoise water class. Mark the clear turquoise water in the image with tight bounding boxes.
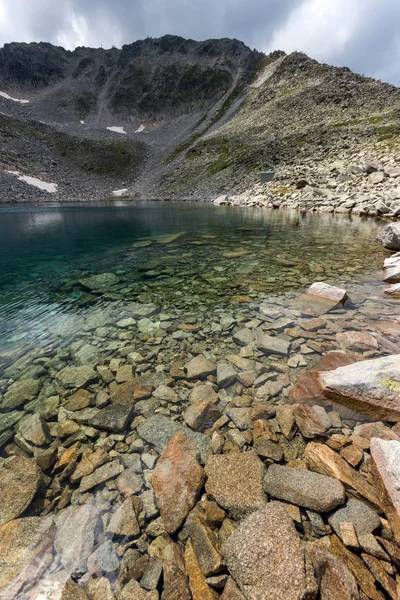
[0,202,388,376]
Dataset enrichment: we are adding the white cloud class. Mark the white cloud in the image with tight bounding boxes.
[0,0,399,83]
[266,0,359,59]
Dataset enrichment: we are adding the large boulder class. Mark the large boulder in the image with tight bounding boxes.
[264,464,346,512]
[377,222,400,250]
[317,354,400,422]
[222,502,317,600]
[0,456,42,525]
[371,437,400,544]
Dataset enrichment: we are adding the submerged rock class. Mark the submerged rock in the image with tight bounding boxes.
[371,437,400,545]
[205,451,266,519]
[56,365,97,389]
[137,415,211,463]
[222,502,317,600]
[55,501,100,575]
[0,516,55,599]
[264,464,346,512]
[317,354,400,422]
[151,432,205,533]
[3,378,42,410]
[0,455,42,525]
[256,333,290,356]
[78,272,120,291]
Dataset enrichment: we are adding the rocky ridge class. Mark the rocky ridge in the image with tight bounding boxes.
[1,37,400,210]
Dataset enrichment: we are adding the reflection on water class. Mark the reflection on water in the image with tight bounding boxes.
[0,202,391,374]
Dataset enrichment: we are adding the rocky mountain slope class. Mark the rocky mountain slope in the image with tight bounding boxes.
[0,35,400,204]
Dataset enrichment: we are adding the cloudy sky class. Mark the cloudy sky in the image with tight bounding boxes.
[0,0,399,84]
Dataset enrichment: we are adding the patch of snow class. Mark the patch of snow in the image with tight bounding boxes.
[112,188,128,197]
[107,126,126,134]
[0,91,29,104]
[135,124,145,133]
[6,170,58,193]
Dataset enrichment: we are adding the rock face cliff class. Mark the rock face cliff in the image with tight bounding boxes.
[0,35,399,202]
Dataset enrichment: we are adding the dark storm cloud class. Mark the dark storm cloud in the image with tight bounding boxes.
[0,0,399,84]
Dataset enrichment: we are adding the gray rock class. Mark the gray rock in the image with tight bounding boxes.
[264,465,346,512]
[56,366,97,389]
[126,302,159,319]
[0,410,24,433]
[368,171,385,185]
[184,355,216,380]
[217,361,236,388]
[222,502,316,600]
[55,501,100,575]
[137,415,211,463]
[87,540,119,574]
[17,412,51,446]
[256,334,290,356]
[86,404,135,432]
[79,459,123,493]
[3,378,42,410]
[377,222,400,250]
[140,556,163,590]
[232,328,254,347]
[78,272,119,291]
[328,498,381,538]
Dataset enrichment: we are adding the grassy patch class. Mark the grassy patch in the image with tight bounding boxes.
[374,123,400,141]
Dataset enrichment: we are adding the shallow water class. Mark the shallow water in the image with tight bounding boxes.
[0,201,392,377]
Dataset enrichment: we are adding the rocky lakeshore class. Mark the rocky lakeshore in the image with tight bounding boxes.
[2,225,400,599]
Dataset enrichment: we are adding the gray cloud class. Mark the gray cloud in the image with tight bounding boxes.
[0,0,399,84]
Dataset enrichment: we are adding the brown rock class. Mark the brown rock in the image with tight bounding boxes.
[110,380,135,405]
[205,451,266,519]
[336,331,378,352]
[189,384,218,404]
[106,497,141,537]
[87,577,116,600]
[61,579,89,600]
[293,404,327,438]
[64,389,92,411]
[317,354,400,422]
[187,515,223,576]
[70,448,109,483]
[354,421,400,442]
[340,445,363,467]
[329,535,384,600]
[184,539,219,600]
[370,437,400,544]
[222,502,317,600]
[307,542,359,600]
[0,516,55,599]
[220,578,246,600]
[0,456,42,525]
[162,541,191,600]
[185,355,216,380]
[361,553,397,600]
[294,283,348,315]
[151,432,205,533]
[184,399,222,432]
[304,442,378,506]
